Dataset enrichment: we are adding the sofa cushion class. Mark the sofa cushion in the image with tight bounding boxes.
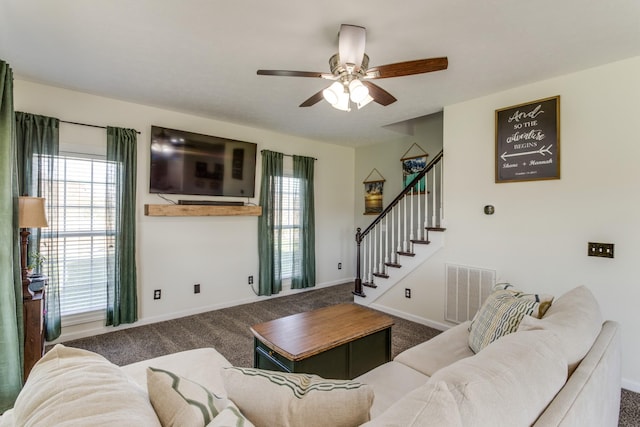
[394,321,474,377]
[122,347,232,396]
[361,381,462,427]
[354,361,430,418]
[430,329,568,427]
[517,285,603,373]
[146,367,234,427]
[468,284,553,353]
[13,344,161,426]
[221,367,373,427]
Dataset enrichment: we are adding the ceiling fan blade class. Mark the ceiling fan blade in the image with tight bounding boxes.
[361,81,397,106]
[299,90,325,107]
[257,70,326,78]
[338,24,366,68]
[366,57,448,79]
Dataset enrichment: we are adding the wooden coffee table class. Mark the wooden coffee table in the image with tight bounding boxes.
[250,303,393,379]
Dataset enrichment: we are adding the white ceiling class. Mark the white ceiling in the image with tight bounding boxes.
[1,0,639,147]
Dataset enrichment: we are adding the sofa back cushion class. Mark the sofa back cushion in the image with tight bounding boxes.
[517,285,603,373]
[361,381,462,427]
[13,344,161,427]
[429,329,568,427]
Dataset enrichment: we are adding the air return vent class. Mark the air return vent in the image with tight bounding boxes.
[445,264,495,324]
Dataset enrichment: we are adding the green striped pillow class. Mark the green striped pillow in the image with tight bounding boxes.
[146,367,252,427]
[221,367,374,427]
[468,284,553,353]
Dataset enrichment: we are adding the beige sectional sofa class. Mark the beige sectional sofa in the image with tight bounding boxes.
[358,285,621,426]
[0,286,621,426]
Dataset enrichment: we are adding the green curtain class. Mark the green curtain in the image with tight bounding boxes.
[106,126,138,326]
[291,155,316,289]
[0,60,23,411]
[14,112,61,341]
[257,150,283,296]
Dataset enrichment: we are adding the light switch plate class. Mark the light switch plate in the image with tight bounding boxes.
[588,242,614,258]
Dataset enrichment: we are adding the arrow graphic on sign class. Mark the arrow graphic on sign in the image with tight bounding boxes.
[501,145,553,161]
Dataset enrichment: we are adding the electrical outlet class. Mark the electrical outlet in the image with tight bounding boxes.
[194,284,200,294]
[338,262,342,270]
[588,242,614,258]
[248,276,253,285]
[153,289,161,300]
[405,288,411,298]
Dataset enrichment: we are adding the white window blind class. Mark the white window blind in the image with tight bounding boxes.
[277,175,300,279]
[41,155,115,318]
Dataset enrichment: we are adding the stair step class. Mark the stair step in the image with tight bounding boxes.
[410,239,430,245]
[372,273,389,279]
[426,227,447,232]
[385,262,402,268]
[363,282,377,288]
[397,251,415,257]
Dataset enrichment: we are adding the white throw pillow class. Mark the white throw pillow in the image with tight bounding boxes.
[221,367,374,427]
[13,344,161,426]
[147,367,239,427]
[468,283,553,353]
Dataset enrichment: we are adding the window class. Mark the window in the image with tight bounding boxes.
[277,175,300,279]
[41,154,116,320]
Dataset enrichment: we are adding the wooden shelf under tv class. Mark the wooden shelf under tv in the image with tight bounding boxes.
[144,204,262,217]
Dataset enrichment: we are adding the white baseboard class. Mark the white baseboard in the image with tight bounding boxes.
[368,303,452,332]
[48,279,354,345]
[622,378,640,393]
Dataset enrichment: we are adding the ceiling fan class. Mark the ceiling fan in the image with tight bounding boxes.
[257,24,448,111]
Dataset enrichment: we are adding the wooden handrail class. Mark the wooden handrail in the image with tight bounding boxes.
[353,150,443,297]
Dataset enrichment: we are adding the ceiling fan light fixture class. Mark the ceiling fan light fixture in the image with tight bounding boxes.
[322,81,344,105]
[348,79,369,103]
[333,90,351,111]
[356,94,374,110]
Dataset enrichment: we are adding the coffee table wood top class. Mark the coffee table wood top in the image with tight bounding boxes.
[250,303,394,361]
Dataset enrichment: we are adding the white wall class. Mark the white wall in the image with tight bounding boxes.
[354,112,443,231]
[14,79,356,339]
[373,56,640,390]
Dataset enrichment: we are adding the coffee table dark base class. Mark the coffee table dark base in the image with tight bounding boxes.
[253,327,392,380]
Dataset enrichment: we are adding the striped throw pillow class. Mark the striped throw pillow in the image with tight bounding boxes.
[468,284,553,353]
[146,367,253,427]
[221,367,374,427]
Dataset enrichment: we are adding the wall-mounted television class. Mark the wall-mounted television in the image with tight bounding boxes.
[149,126,257,198]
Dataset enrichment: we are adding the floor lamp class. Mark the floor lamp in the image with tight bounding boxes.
[18,196,48,298]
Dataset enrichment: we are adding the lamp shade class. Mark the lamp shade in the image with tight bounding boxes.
[18,196,48,228]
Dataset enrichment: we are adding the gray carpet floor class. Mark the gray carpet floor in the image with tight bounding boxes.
[57,282,640,426]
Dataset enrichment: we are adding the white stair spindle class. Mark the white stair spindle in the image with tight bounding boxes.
[385,217,390,264]
[403,194,408,252]
[362,233,368,284]
[373,225,377,274]
[397,200,402,253]
[392,207,397,263]
[369,230,375,283]
[379,222,384,274]
[417,183,422,240]
[424,174,429,231]
[439,161,444,226]
[432,168,437,228]
[409,186,415,248]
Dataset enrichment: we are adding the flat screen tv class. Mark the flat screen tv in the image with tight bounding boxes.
[149,126,257,198]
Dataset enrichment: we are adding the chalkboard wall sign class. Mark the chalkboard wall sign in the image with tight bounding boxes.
[495,95,560,183]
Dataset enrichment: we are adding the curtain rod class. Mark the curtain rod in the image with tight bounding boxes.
[59,119,141,135]
[260,149,317,160]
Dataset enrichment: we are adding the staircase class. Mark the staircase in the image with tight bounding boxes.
[353,151,445,305]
